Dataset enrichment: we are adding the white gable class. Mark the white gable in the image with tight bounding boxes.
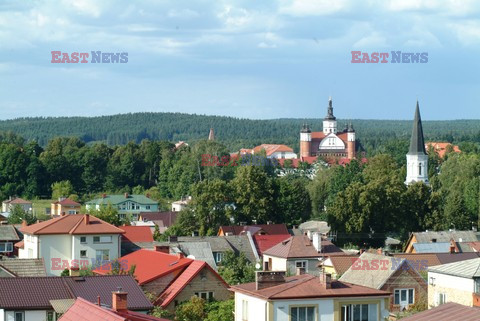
[319,134,345,150]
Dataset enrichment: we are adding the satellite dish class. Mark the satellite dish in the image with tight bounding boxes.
[255,263,261,269]
[187,255,195,260]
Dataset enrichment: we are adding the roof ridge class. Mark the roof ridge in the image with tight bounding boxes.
[69,215,85,234]
[267,275,315,297]
[31,214,71,234]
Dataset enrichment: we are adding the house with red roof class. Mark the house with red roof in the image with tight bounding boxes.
[51,198,81,216]
[59,293,170,321]
[253,234,291,257]
[120,226,154,243]
[19,214,124,276]
[94,249,230,312]
[231,270,390,321]
[262,234,344,276]
[2,197,32,213]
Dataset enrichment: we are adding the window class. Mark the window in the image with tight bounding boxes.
[93,236,112,243]
[437,293,447,306]
[418,163,422,175]
[146,205,151,210]
[119,213,126,220]
[0,242,13,252]
[475,279,480,294]
[194,291,214,301]
[46,311,56,321]
[80,236,87,243]
[341,304,377,321]
[215,252,225,263]
[68,210,76,214]
[96,250,109,261]
[290,306,315,321]
[295,260,308,272]
[14,312,24,321]
[242,300,248,321]
[394,289,415,306]
[80,250,87,258]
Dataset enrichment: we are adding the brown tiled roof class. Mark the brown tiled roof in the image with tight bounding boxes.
[400,302,480,321]
[252,144,294,156]
[328,256,358,275]
[393,252,480,267]
[263,236,343,259]
[0,275,153,310]
[392,253,442,267]
[220,224,289,236]
[139,211,178,227]
[4,198,32,205]
[21,214,125,235]
[231,274,389,300]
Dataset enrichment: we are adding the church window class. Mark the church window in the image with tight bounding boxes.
[418,163,422,175]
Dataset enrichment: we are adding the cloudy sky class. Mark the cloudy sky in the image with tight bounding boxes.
[0,0,479,120]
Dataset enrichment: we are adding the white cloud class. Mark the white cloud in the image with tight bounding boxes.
[448,20,480,46]
[279,0,352,16]
[167,8,199,19]
[217,6,252,28]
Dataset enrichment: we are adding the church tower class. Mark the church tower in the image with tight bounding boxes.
[406,101,429,185]
[323,97,337,135]
[208,128,215,141]
[347,122,356,159]
[300,124,312,158]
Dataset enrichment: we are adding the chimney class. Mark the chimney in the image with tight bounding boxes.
[61,212,66,217]
[296,267,305,275]
[124,193,129,198]
[112,288,128,311]
[21,220,28,228]
[177,253,184,259]
[154,245,170,254]
[267,221,272,225]
[255,271,286,290]
[312,232,322,253]
[97,296,101,306]
[319,270,332,289]
[84,214,90,225]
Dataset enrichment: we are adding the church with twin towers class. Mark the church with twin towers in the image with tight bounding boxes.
[300,97,429,185]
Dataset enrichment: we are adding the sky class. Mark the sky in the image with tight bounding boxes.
[0,0,479,121]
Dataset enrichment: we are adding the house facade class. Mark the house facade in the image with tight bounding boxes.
[231,271,390,321]
[0,225,21,257]
[18,214,123,276]
[2,197,32,213]
[86,194,159,221]
[428,257,480,308]
[50,198,81,216]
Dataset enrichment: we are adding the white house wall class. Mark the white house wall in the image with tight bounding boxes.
[71,234,120,266]
[269,152,297,159]
[4,310,48,321]
[234,292,267,321]
[319,135,346,150]
[273,298,335,321]
[263,255,287,272]
[39,234,72,276]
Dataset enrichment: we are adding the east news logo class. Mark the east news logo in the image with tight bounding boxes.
[51,51,128,63]
[351,51,428,63]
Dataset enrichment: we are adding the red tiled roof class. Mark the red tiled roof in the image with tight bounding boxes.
[469,242,480,252]
[400,302,480,321]
[252,144,294,156]
[328,256,358,275]
[21,214,125,235]
[253,234,292,256]
[393,252,480,267]
[94,249,192,285]
[53,198,81,206]
[59,297,169,321]
[426,142,461,158]
[4,197,31,205]
[139,211,178,227]
[120,226,154,243]
[231,274,389,300]
[263,236,343,259]
[14,240,24,248]
[219,224,289,236]
[157,260,228,307]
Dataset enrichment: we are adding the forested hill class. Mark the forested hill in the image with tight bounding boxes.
[1,112,480,152]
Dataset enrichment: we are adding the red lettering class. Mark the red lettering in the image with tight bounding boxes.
[201,154,212,166]
[79,52,89,63]
[80,260,89,270]
[61,53,71,63]
[220,155,229,166]
[71,52,79,63]
[361,52,370,63]
[379,52,389,63]
[370,52,379,63]
[61,259,69,270]
[361,259,371,270]
[51,51,61,63]
[71,259,79,269]
[370,259,379,270]
[51,258,61,270]
[351,258,362,270]
[351,51,362,63]
[379,259,389,270]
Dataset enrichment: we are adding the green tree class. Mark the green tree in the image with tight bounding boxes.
[88,203,123,226]
[51,180,74,200]
[175,296,206,321]
[275,177,311,225]
[205,299,234,321]
[7,204,36,225]
[218,251,255,285]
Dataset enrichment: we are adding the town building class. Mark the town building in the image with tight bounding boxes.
[50,198,81,216]
[86,194,159,221]
[231,271,390,321]
[0,275,153,321]
[18,214,124,276]
[218,223,290,236]
[427,257,480,308]
[2,197,32,213]
[171,196,191,212]
[0,225,21,257]
[299,97,356,160]
[405,101,429,185]
[400,302,480,321]
[426,142,461,158]
[404,230,478,253]
[339,252,428,312]
[250,144,297,159]
[0,258,46,277]
[262,234,344,276]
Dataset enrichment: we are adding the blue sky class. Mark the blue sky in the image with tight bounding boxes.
[0,0,479,120]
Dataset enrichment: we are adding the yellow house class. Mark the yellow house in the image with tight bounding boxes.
[51,198,81,216]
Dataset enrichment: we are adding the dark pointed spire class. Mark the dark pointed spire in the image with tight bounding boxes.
[408,101,426,155]
[324,97,336,120]
[347,122,355,132]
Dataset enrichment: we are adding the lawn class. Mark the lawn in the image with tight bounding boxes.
[32,199,53,216]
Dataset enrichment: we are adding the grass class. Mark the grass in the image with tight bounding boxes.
[31,199,53,216]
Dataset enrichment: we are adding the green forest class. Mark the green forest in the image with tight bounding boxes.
[2,112,480,247]
[2,112,480,154]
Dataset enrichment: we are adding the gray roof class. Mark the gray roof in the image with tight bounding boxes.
[0,258,47,277]
[178,236,234,252]
[339,252,407,289]
[408,101,427,155]
[224,235,258,263]
[385,237,401,246]
[428,257,480,279]
[413,242,451,253]
[0,225,20,241]
[179,242,217,270]
[413,230,478,243]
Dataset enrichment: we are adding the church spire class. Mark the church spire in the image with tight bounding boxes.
[208,128,215,141]
[408,101,426,155]
[324,97,336,120]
